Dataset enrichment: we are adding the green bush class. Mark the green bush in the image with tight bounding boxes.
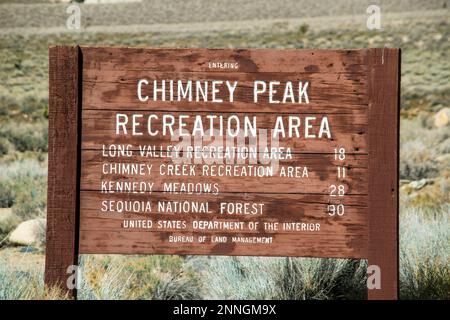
[298,23,309,34]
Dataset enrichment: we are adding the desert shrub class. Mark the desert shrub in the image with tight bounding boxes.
[403,178,450,209]
[0,94,49,119]
[298,23,309,34]
[0,209,20,245]
[1,254,199,300]
[399,118,447,180]
[0,120,47,153]
[11,176,47,219]
[0,137,13,156]
[400,140,440,180]
[201,256,366,300]
[0,159,47,220]
[0,269,41,299]
[0,95,18,117]
[0,250,67,300]
[152,271,202,300]
[400,204,450,299]
[437,137,450,154]
[0,251,127,300]
[0,180,14,208]
[273,258,367,300]
[0,252,42,299]
[77,255,133,300]
[77,254,201,300]
[123,255,200,299]
[20,95,48,118]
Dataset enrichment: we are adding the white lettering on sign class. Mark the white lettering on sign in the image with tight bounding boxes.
[136,79,309,104]
[115,113,331,139]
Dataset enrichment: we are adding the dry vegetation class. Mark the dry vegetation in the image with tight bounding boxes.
[0,0,448,300]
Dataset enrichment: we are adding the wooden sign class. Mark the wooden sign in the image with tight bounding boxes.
[45,46,400,299]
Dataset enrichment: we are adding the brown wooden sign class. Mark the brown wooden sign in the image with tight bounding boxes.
[45,46,400,299]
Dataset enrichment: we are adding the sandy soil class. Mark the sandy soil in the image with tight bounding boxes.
[0,0,447,30]
[0,9,447,36]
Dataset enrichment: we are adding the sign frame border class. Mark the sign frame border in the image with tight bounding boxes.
[45,46,400,300]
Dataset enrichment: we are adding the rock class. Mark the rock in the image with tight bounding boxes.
[408,179,428,190]
[436,154,450,163]
[8,218,46,247]
[434,108,450,127]
[399,179,411,186]
[20,246,39,253]
[0,208,14,223]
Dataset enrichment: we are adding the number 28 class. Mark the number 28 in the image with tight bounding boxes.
[329,184,345,197]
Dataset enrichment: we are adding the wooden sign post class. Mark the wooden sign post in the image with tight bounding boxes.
[45,46,400,299]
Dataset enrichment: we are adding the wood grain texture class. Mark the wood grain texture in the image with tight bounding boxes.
[81,47,368,113]
[74,47,399,290]
[78,47,372,260]
[83,71,367,107]
[80,191,368,218]
[80,151,369,194]
[367,48,400,300]
[82,77,367,112]
[81,110,368,154]
[81,47,367,73]
[79,191,368,258]
[45,46,81,299]
[44,46,400,300]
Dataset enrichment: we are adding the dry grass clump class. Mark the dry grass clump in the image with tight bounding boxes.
[400,202,450,299]
[0,1,448,301]
[400,117,449,180]
[0,158,47,221]
[201,256,367,300]
[77,254,201,300]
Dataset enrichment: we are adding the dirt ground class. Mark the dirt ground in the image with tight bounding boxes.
[0,0,447,30]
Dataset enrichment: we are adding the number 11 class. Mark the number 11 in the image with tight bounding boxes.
[337,166,346,179]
